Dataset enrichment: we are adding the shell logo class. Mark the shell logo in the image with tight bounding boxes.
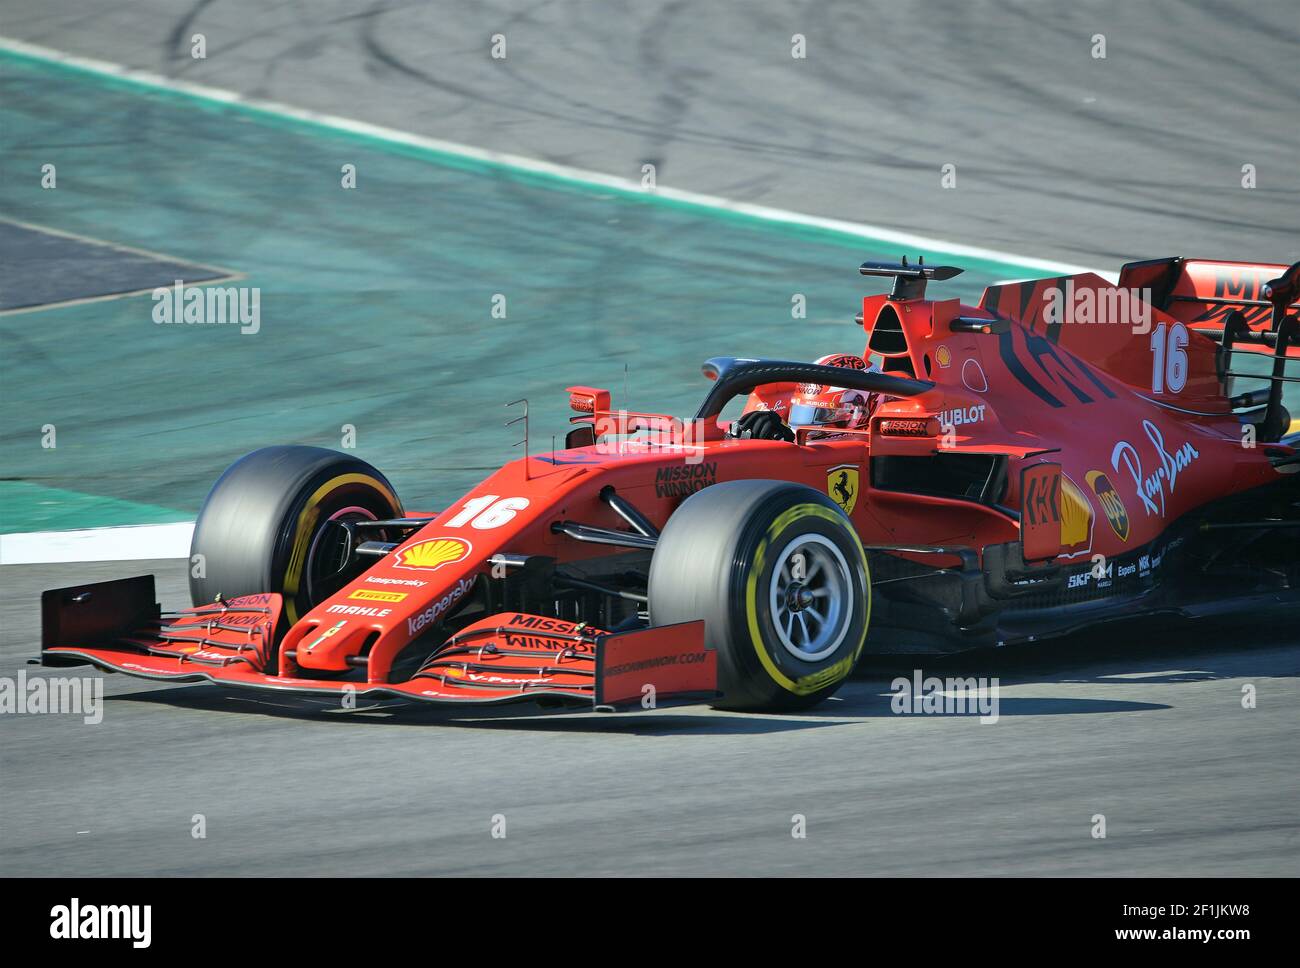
[1059,475,1094,556]
[395,537,472,571]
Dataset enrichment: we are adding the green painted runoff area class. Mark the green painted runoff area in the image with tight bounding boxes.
[1,53,1060,532]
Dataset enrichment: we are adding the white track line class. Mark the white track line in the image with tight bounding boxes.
[0,523,194,565]
[0,36,1113,280]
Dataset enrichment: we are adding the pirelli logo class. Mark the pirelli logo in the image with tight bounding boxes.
[348,589,407,603]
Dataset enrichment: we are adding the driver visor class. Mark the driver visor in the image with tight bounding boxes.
[788,402,851,427]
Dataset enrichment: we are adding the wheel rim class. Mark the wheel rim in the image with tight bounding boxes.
[768,533,854,662]
[305,505,377,605]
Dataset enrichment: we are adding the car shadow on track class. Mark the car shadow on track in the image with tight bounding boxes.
[105,684,857,735]
[856,613,1300,685]
[100,613,1295,733]
[105,676,1164,734]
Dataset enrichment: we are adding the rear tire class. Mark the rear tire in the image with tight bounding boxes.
[189,446,403,625]
[648,480,871,711]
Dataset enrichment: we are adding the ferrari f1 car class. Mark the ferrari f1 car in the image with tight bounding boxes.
[41,256,1300,712]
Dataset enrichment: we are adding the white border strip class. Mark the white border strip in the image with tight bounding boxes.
[0,35,1113,280]
[0,522,194,565]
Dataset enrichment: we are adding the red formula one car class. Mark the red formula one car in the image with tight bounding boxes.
[41,257,1300,712]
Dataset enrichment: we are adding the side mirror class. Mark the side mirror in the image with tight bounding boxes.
[565,425,597,449]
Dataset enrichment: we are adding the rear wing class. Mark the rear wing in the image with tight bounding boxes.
[1119,258,1298,336]
[1121,258,1300,440]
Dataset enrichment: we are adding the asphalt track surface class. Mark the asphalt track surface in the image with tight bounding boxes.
[2,1,1299,876]
[3,560,1298,876]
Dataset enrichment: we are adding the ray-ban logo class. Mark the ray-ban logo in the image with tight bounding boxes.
[50,899,151,948]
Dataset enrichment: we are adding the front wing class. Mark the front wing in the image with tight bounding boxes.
[40,576,718,711]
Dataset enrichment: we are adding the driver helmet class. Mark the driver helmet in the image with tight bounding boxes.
[788,354,880,431]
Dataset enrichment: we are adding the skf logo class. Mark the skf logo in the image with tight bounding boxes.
[826,464,859,514]
[1086,470,1130,542]
[395,537,471,571]
[348,588,407,603]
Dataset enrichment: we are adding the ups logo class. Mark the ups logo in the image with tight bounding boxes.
[1086,470,1130,542]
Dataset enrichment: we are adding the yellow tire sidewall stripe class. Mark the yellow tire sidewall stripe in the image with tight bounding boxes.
[282,472,399,625]
[744,503,871,696]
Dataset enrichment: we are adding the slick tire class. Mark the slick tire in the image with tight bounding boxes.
[648,479,871,712]
[189,446,402,625]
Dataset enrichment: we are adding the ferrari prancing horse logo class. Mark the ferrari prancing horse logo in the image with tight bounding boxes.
[827,464,859,515]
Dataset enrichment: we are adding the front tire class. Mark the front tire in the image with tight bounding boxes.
[189,446,403,625]
[647,480,871,711]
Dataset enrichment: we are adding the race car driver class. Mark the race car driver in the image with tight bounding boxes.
[731,353,885,441]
